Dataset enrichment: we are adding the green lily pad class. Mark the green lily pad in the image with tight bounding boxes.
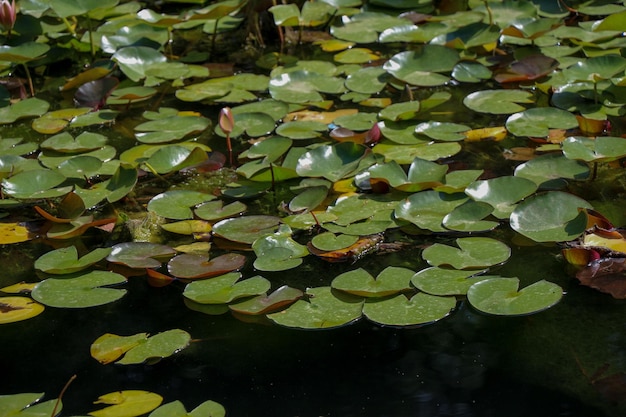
[452,61,492,83]
[311,232,358,251]
[363,292,456,327]
[252,226,309,271]
[368,158,447,192]
[509,191,592,242]
[215,112,276,138]
[383,45,459,86]
[107,242,176,269]
[372,141,462,163]
[467,278,562,316]
[35,246,112,275]
[415,121,469,142]
[112,46,167,82]
[331,12,416,43]
[182,272,270,304]
[149,400,226,417]
[276,120,328,139]
[41,131,108,153]
[194,200,247,221]
[0,97,50,124]
[345,67,390,94]
[241,136,293,163]
[296,142,369,182]
[267,286,363,329]
[143,145,209,174]
[513,153,590,187]
[0,393,59,417]
[442,201,499,232]
[463,89,534,114]
[0,138,38,157]
[394,191,468,232]
[212,215,280,245]
[422,237,511,270]
[2,169,72,199]
[135,114,211,144]
[411,267,491,296]
[465,175,538,219]
[562,54,626,82]
[378,101,421,122]
[505,107,578,138]
[148,190,216,220]
[562,136,626,163]
[168,253,246,279]
[32,270,127,308]
[331,266,414,297]
[229,285,304,315]
[269,70,344,103]
[0,42,50,64]
[55,156,104,179]
[116,329,191,365]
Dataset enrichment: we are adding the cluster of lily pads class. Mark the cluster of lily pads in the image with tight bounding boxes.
[1,0,626,356]
[0,391,225,417]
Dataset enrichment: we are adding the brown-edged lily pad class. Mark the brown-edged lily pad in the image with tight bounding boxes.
[228,285,304,315]
[167,253,246,279]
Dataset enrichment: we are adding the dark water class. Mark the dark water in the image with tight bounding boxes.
[2,242,624,417]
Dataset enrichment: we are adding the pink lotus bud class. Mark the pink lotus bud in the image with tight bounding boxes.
[0,0,17,32]
[219,107,235,134]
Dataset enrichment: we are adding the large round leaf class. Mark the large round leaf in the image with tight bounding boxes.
[562,136,626,163]
[212,215,280,244]
[296,142,369,182]
[465,176,538,219]
[116,329,191,365]
[383,46,459,86]
[422,237,511,270]
[107,242,176,269]
[228,286,304,315]
[182,272,270,304]
[510,191,593,242]
[363,292,456,327]
[32,271,127,308]
[168,253,246,279]
[331,266,414,297]
[463,89,534,114]
[394,191,468,232]
[505,107,578,138]
[112,46,167,82]
[467,278,562,316]
[411,267,490,296]
[148,190,215,220]
[267,286,363,329]
[2,169,70,199]
[513,153,590,186]
[34,246,112,275]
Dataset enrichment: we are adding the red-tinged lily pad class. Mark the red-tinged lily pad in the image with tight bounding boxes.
[495,54,559,83]
[146,269,177,288]
[467,278,563,316]
[182,272,270,304]
[107,242,176,269]
[212,215,281,245]
[331,266,414,297]
[308,234,384,263]
[167,253,246,279]
[74,77,119,109]
[267,286,363,330]
[0,296,45,324]
[45,215,117,240]
[363,292,456,327]
[32,270,127,308]
[228,285,304,315]
[422,237,511,270]
[34,192,86,223]
[510,191,593,242]
[90,390,163,417]
[148,190,216,220]
[34,246,112,275]
[575,258,626,299]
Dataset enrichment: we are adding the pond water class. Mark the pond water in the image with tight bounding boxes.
[2,1,626,416]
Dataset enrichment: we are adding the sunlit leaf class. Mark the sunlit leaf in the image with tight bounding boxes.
[32,270,127,308]
[363,292,456,327]
[467,278,562,316]
[183,272,270,304]
[422,237,511,270]
[0,296,45,324]
[90,390,163,417]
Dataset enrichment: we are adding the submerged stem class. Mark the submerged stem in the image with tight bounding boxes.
[21,63,35,97]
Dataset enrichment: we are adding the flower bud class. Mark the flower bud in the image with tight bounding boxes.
[0,0,17,32]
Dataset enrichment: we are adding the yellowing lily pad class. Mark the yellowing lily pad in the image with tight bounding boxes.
[90,390,163,417]
[0,296,45,324]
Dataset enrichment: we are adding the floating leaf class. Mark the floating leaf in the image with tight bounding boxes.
[149,400,226,417]
[0,222,34,244]
[510,191,593,242]
[135,114,211,144]
[412,267,490,296]
[467,278,562,316]
[442,201,499,232]
[212,215,280,245]
[0,393,59,416]
[383,46,459,86]
[506,107,578,138]
[0,296,45,324]
[252,226,308,271]
[2,169,71,199]
[311,232,358,251]
[90,390,163,417]
[562,136,626,163]
[331,266,414,297]
[91,332,148,365]
[422,237,511,270]
[183,272,270,304]
[395,191,468,232]
[363,292,456,327]
[32,271,127,308]
[167,253,246,279]
[513,153,590,187]
[148,190,216,220]
[296,142,370,182]
[107,242,176,269]
[267,286,363,330]
[116,329,191,365]
[0,97,50,124]
[463,89,534,114]
[465,176,538,219]
[34,246,112,275]
[229,285,304,315]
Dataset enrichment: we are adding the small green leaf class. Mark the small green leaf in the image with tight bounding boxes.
[182,272,270,304]
[467,278,562,316]
[363,292,456,327]
[422,237,511,270]
[32,271,127,308]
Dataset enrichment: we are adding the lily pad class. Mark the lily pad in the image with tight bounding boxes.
[510,191,593,242]
[465,175,538,219]
[296,142,370,182]
[394,191,468,232]
[383,46,459,86]
[363,292,456,327]
[562,136,626,163]
[149,400,226,417]
[135,114,211,144]
[107,242,176,269]
[467,278,563,316]
[228,285,304,315]
[32,270,127,308]
[194,200,247,221]
[505,107,578,138]
[513,153,590,187]
[331,266,414,297]
[252,226,309,271]
[212,215,280,245]
[415,121,469,142]
[0,97,50,124]
[182,272,270,304]
[148,190,216,220]
[0,393,59,416]
[311,232,358,251]
[167,253,246,279]
[267,286,363,330]
[442,201,499,232]
[34,246,112,275]
[112,46,167,82]
[90,390,163,417]
[0,297,45,324]
[411,267,490,296]
[422,237,511,270]
[111,329,191,365]
[463,89,534,114]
